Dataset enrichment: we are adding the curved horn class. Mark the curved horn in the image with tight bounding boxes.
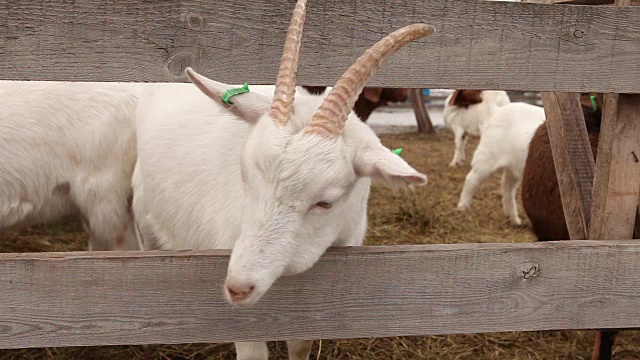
[270,0,308,125]
[306,24,435,137]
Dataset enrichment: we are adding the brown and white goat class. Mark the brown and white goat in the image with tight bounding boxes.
[444,90,511,167]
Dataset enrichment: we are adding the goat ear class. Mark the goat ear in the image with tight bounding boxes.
[185,67,269,123]
[354,143,427,187]
[580,92,604,111]
[362,88,383,103]
[448,90,461,106]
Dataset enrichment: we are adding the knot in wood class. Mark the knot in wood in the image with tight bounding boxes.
[560,24,596,47]
[522,264,539,280]
[164,52,196,78]
[182,12,206,31]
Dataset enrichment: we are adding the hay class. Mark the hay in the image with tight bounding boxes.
[1,130,638,359]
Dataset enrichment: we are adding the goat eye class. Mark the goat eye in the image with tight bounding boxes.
[315,201,333,209]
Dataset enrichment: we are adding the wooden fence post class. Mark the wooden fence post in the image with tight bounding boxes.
[539,92,595,239]
[589,93,640,240]
[588,2,640,355]
[409,89,435,134]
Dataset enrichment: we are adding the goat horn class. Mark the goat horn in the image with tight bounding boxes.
[306,24,435,137]
[270,0,307,125]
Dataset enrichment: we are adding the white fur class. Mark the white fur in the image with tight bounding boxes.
[443,90,511,166]
[456,102,546,225]
[0,80,142,251]
[132,73,426,359]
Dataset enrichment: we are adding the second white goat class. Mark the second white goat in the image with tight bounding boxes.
[456,102,546,225]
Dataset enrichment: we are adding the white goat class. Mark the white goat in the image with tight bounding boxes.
[0,80,142,251]
[131,1,431,359]
[456,102,546,225]
[443,90,511,167]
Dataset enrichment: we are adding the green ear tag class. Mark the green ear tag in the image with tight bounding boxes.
[221,82,250,105]
[590,95,598,112]
[392,148,403,156]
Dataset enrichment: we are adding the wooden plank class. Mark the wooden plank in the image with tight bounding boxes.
[635,193,640,237]
[524,0,555,4]
[500,0,613,5]
[0,1,639,91]
[540,92,596,239]
[551,0,614,4]
[1,241,640,348]
[591,0,640,245]
[616,0,640,5]
[562,0,615,3]
[589,96,640,240]
[409,89,435,133]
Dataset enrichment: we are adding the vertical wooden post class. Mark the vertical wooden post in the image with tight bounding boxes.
[540,92,595,239]
[589,4,640,360]
[409,88,435,134]
[587,93,640,360]
[589,94,640,240]
[635,194,640,237]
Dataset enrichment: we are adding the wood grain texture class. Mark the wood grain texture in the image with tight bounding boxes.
[616,0,640,6]
[635,193,640,237]
[409,88,435,133]
[524,0,612,4]
[0,0,639,91]
[540,92,596,239]
[547,0,614,4]
[589,94,640,240]
[1,241,640,348]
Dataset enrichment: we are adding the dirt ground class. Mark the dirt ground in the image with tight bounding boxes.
[1,130,638,360]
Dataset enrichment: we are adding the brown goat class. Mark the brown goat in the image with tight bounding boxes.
[302,86,408,121]
[521,94,601,241]
[521,93,639,360]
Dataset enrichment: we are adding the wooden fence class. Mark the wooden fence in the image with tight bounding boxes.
[2,241,640,348]
[1,0,639,350]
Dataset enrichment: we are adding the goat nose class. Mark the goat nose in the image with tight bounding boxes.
[225,281,255,302]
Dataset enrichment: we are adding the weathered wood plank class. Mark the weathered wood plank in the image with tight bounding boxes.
[1,241,640,348]
[589,94,640,240]
[0,0,640,91]
[616,0,640,5]
[635,193,640,237]
[542,0,614,4]
[540,92,596,239]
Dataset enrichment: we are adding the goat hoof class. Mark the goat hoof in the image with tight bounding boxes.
[456,204,468,211]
